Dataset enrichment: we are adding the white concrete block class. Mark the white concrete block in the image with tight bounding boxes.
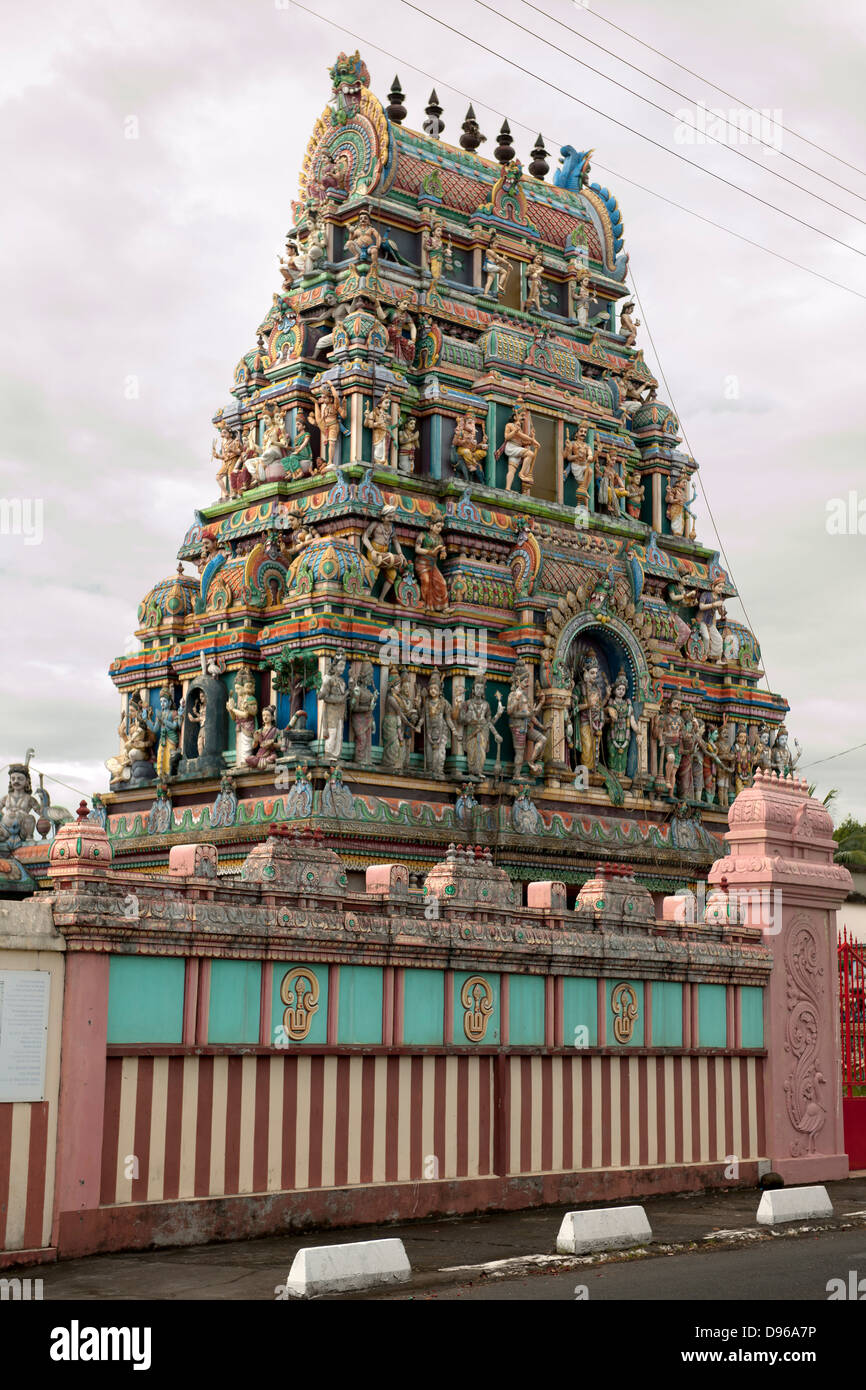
[756,1185,833,1226]
[555,1205,653,1255]
[284,1238,412,1298]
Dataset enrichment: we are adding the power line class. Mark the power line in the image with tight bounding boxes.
[288,0,866,303]
[800,740,866,770]
[400,0,866,261]
[580,0,866,182]
[516,0,866,208]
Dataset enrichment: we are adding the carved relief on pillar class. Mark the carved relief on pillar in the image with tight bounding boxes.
[784,914,828,1157]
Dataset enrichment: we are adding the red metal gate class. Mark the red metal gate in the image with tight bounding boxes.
[839,928,866,1170]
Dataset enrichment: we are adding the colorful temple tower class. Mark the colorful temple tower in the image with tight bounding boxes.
[103,53,796,899]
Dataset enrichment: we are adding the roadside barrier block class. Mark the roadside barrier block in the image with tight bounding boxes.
[284,1238,412,1297]
[756,1185,833,1226]
[556,1205,653,1255]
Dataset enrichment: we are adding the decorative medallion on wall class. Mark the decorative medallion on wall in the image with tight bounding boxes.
[611,982,639,1043]
[461,976,494,1041]
[280,968,320,1041]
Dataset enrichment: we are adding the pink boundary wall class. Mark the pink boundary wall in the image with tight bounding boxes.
[709,771,852,1183]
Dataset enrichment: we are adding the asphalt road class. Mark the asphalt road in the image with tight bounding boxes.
[389,1228,866,1301]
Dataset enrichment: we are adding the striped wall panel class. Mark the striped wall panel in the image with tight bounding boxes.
[0,1102,52,1251]
[100,1054,495,1205]
[506,1055,765,1174]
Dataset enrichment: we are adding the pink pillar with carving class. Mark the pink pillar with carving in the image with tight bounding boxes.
[709,771,852,1182]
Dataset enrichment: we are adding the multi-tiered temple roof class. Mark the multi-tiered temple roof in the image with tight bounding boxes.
[93,52,793,903]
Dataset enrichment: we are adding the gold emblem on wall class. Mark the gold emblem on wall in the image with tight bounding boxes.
[611,983,639,1044]
[280,968,320,1041]
[461,976,495,1042]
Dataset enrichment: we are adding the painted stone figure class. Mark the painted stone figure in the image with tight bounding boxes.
[143,688,184,781]
[714,717,736,809]
[455,784,478,829]
[456,674,504,779]
[285,764,314,818]
[733,726,754,795]
[696,577,726,662]
[523,253,544,313]
[771,725,802,777]
[420,670,457,779]
[313,302,349,360]
[364,387,396,468]
[666,471,696,540]
[619,300,640,347]
[211,773,238,828]
[667,581,698,652]
[501,400,539,493]
[386,299,416,367]
[349,661,377,764]
[345,211,381,270]
[508,663,547,777]
[362,504,407,603]
[605,672,639,776]
[226,669,258,769]
[213,422,242,501]
[106,702,156,786]
[284,423,315,479]
[414,512,448,612]
[381,672,418,771]
[572,653,610,773]
[574,270,591,327]
[0,756,42,850]
[482,240,510,299]
[596,453,627,518]
[246,706,282,768]
[319,655,348,760]
[422,217,449,288]
[625,474,645,519]
[453,412,487,482]
[659,696,684,795]
[146,781,172,835]
[309,381,346,469]
[397,416,420,474]
[512,785,543,835]
[322,765,354,817]
[563,422,593,504]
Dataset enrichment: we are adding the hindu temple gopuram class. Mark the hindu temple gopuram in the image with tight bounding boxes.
[6,54,854,1266]
[92,52,797,893]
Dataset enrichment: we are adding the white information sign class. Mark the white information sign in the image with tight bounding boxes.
[0,971,51,1102]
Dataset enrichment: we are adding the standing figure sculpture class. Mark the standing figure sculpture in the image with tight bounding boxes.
[659,696,684,795]
[397,416,420,474]
[364,387,396,468]
[482,239,511,299]
[596,453,627,518]
[563,422,593,505]
[453,412,488,482]
[456,674,505,779]
[571,652,610,773]
[696,576,726,662]
[508,663,547,778]
[666,581,698,652]
[420,670,457,779]
[771,725,802,778]
[386,299,416,367]
[362,504,407,603]
[143,687,184,781]
[226,669,258,770]
[501,400,539,493]
[349,660,378,765]
[523,252,544,313]
[381,671,419,771]
[733,726,754,795]
[105,701,156,786]
[309,382,346,469]
[319,655,349,761]
[414,511,449,612]
[574,270,591,328]
[213,422,242,501]
[666,470,697,539]
[605,672,640,776]
[0,754,42,850]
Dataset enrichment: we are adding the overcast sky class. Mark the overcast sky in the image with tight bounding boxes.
[1,0,864,821]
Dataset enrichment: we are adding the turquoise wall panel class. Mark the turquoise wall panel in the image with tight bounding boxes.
[108,956,185,1044]
[740,986,764,1047]
[606,979,645,1047]
[652,982,683,1047]
[508,974,545,1045]
[698,983,728,1048]
[402,969,445,1045]
[338,966,383,1044]
[271,963,328,1046]
[208,960,261,1044]
[453,971,500,1044]
[562,977,598,1048]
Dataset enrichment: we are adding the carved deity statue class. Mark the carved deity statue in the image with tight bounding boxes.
[414,511,448,612]
[143,687,184,781]
[570,652,610,773]
[625,473,645,519]
[508,662,547,778]
[619,299,640,347]
[733,726,754,795]
[381,670,419,771]
[453,412,487,482]
[349,660,378,765]
[226,669,258,770]
[0,756,42,850]
[213,422,242,501]
[345,211,381,270]
[246,705,282,769]
[456,674,505,779]
[313,302,349,360]
[397,415,420,475]
[563,422,593,504]
[666,470,697,539]
[319,655,349,761]
[500,399,539,493]
[666,581,698,652]
[482,240,510,299]
[420,670,457,779]
[364,387,397,467]
[523,252,544,313]
[659,696,684,795]
[574,270,591,328]
[309,381,346,469]
[105,699,156,786]
[386,298,416,367]
[771,725,802,778]
[422,217,449,288]
[696,576,726,662]
[362,504,407,603]
[596,452,628,518]
[605,671,639,776]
